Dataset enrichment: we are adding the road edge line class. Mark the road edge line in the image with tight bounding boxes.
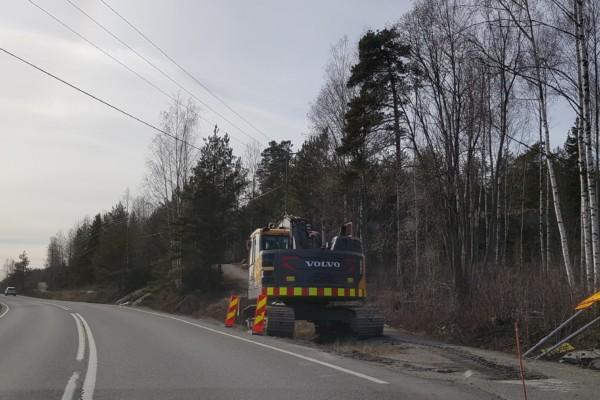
[71,313,86,361]
[0,301,9,319]
[122,306,389,385]
[76,313,97,400]
[60,371,80,400]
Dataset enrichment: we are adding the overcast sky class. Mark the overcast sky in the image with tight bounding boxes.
[0,0,573,274]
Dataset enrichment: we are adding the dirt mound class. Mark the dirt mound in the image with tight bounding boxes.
[202,297,230,320]
[173,294,204,315]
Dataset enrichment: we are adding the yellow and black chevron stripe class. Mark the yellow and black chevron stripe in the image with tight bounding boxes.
[261,287,366,297]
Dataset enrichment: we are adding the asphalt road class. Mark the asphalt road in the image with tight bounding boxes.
[0,296,499,400]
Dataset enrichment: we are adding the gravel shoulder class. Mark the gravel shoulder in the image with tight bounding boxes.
[292,325,600,400]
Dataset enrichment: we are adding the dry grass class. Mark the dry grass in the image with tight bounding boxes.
[372,267,598,351]
[33,286,119,303]
[328,340,407,357]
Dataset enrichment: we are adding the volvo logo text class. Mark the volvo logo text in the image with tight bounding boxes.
[305,260,341,268]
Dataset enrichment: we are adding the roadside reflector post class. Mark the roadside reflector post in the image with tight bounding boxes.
[252,294,267,335]
[224,295,239,328]
[514,322,528,400]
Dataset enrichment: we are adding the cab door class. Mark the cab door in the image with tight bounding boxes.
[248,232,261,299]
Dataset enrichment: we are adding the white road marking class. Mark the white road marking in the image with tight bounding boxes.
[76,313,97,400]
[35,300,72,311]
[123,306,389,385]
[60,371,80,400]
[0,302,9,319]
[71,313,86,361]
[498,378,578,393]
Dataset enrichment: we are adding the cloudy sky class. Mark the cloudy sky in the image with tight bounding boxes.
[0,0,415,271]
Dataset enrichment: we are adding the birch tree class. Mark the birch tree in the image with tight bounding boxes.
[575,0,600,289]
[145,96,199,286]
[497,0,575,287]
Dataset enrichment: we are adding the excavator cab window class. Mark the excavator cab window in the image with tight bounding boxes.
[261,235,289,250]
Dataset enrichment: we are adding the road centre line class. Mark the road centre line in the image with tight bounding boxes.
[5,298,91,399]
[71,313,86,361]
[76,313,97,400]
[0,302,9,319]
[35,300,72,311]
[122,306,389,385]
[60,371,80,400]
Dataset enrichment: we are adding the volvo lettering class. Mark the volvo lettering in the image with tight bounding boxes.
[305,260,341,268]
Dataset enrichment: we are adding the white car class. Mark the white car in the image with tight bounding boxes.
[4,287,17,296]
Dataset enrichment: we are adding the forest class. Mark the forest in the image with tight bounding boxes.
[4,0,600,345]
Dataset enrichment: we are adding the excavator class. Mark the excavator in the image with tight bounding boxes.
[243,216,384,338]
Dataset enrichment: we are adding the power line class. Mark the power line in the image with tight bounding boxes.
[0,45,202,151]
[98,0,273,142]
[246,186,281,202]
[27,0,247,146]
[27,0,175,102]
[65,0,267,144]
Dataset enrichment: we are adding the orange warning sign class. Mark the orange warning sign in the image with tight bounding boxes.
[575,291,600,310]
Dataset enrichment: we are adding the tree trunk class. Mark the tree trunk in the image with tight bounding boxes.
[389,68,403,287]
[520,154,526,268]
[546,155,551,271]
[575,1,593,290]
[395,175,402,286]
[525,0,574,286]
[539,112,546,271]
[593,5,600,214]
[577,0,600,289]
[543,118,574,286]
[503,160,511,266]
[413,167,420,283]
[579,118,594,290]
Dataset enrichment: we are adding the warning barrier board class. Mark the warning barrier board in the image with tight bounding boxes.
[224,295,239,327]
[252,294,267,335]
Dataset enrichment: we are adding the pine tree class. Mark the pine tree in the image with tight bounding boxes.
[179,128,246,290]
[344,28,412,285]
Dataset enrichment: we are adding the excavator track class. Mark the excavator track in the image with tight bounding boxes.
[266,305,295,338]
[350,306,384,339]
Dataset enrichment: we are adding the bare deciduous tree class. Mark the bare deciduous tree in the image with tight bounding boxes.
[243,139,262,200]
[308,36,357,170]
[144,96,199,286]
[496,0,575,287]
